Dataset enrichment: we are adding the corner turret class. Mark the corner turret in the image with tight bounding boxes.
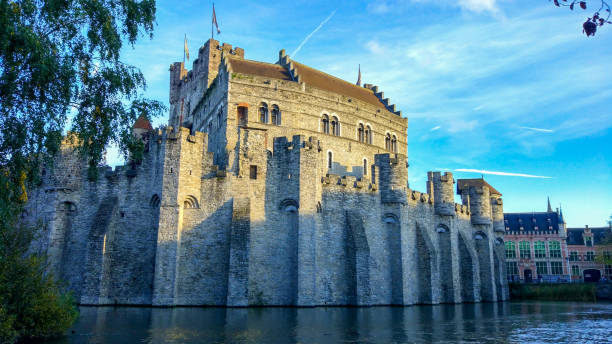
[428,171,455,216]
[457,178,499,226]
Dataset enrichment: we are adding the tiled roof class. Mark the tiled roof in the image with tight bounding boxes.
[133,115,153,130]
[504,212,560,233]
[456,178,501,196]
[227,57,389,110]
[290,61,388,109]
[567,227,612,245]
[228,58,291,81]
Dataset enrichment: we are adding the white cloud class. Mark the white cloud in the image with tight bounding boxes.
[455,169,552,179]
[430,126,441,131]
[457,0,500,14]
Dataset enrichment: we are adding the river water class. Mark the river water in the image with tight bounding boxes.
[51,301,612,343]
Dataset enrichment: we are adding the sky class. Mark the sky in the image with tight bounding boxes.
[110,0,612,227]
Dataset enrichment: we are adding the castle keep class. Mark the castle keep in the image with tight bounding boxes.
[26,39,509,306]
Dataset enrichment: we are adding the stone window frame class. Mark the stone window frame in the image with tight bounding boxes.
[534,241,546,258]
[357,122,365,143]
[505,241,516,259]
[550,261,563,275]
[585,251,595,261]
[327,150,333,169]
[183,195,200,209]
[363,158,368,176]
[385,132,391,151]
[391,134,398,153]
[585,237,593,247]
[365,124,373,144]
[259,102,269,124]
[149,194,161,208]
[519,241,531,259]
[320,113,330,134]
[548,241,561,258]
[271,104,281,125]
[330,114,341,136]
[569,251,579,261]
[571,265,581,276]
[536,261,548,276]
[506,261,519,279]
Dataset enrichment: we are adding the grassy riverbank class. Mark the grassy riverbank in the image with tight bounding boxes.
[509,283,598,301]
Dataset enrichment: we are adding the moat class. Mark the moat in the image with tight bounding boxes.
[51,301,611,343]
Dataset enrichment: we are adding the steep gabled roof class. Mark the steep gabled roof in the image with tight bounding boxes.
[228,58,291,81]
[227,57,390,110]
[133,115,153,130]
[504,212,560,233]
[567,226,612,245]
[290,61,389,109]
[456,178,501,196]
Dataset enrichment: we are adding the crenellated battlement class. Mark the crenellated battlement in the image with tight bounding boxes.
[363,83,402,116]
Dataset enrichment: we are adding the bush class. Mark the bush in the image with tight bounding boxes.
[0,173,78,343]
[509,283,597,301]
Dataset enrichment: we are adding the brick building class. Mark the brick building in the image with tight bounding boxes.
[567,225,612,282]
[503,199,569,282]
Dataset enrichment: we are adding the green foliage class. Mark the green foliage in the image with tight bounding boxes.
[509,283,598,302]
[0,173,78,343]
[0,0,164,342]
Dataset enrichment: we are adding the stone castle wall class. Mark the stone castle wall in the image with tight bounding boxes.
[24,39,508,307]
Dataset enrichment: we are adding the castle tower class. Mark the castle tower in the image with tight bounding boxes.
[428,171,455,216]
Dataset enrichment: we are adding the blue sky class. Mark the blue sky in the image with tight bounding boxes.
[111,0,612,227]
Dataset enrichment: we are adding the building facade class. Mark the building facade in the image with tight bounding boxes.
[503,200,569,282]
[25,38,508,306]
[567,225,612,282]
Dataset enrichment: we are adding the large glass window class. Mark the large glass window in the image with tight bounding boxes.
[550,261,563,275]
[505,241,516,259]
[506,261,518,280]
[569,251,579,261]
[571,265,580,276]
[536,261,548,276]
[534,241,546,258]
[586,251,595,261]
[519,241,531,259]
[549,241,561,258]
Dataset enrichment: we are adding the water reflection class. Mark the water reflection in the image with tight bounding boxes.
[52,302,612,343]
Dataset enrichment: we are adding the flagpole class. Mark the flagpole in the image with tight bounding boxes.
[183,34,186,64]
[211,3,214,40]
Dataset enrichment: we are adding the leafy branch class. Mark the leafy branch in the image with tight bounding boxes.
[551,0,612,36]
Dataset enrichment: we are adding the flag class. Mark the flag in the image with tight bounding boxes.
[356,64,361,86]
[213,4,221,34]
[184,34,189,62]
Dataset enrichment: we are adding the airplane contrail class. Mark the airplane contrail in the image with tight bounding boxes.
[519,126,554,133]
[291,10,337,58]
[455,169,552,179]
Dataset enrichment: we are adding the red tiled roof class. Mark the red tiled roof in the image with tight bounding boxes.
[228,57,389,110]
[133,115,153,130]
[229,58,291,80]
[456,178,502,196]
[291,61,388,109]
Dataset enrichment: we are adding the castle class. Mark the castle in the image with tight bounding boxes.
[25,38,509,306]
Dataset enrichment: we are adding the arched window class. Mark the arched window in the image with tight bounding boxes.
[259,102,268,123]
[184,195,199,209]
[363,158,368,175]
[385,133,391,151]
[237,105,247,126]
[271,105,281,125]
[365,125,372,144]
[321,114,329,134]
[149,194,161,208]
[327,151,333,169]
[331,116,340,136]
[391,135,398,153]
[357,123,365,142]
[218,106,224,127]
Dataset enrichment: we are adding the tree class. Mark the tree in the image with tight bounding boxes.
[0,0,164,342]
[550,0,612,36]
